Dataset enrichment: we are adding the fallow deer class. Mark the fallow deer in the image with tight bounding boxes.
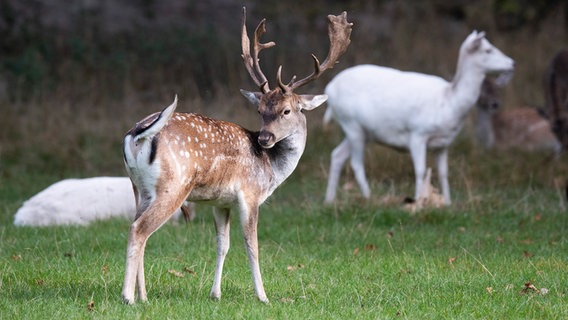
[121,8,352,304]
[323,31,514,205]
[475,77,561,154]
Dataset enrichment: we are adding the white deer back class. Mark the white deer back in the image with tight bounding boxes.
[13,177,187,226]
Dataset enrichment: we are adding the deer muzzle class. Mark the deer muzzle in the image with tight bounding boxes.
[258,131,275,148]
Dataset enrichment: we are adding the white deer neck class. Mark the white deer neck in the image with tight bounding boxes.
[449,60,486,115]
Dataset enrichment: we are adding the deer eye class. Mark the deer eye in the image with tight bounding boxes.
[283,109,291,115]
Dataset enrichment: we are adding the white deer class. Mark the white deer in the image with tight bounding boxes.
[121,8,352,304]
[12,177,193,227]
[323,31,514,205]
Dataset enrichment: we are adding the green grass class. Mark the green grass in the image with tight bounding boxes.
[1,138,567,319]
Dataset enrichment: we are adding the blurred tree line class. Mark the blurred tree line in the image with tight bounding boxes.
[0,0,565,103]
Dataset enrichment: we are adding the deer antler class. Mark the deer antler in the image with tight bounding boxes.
[277,11,352,93]
[241,7,275,93]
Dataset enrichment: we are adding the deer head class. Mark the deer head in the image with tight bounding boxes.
[240,7,352,148]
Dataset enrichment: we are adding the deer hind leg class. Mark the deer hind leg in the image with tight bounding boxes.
[134,238,149,301]
[121,191,189,304]
[345,125,371,199]
[325,139,351,203]
[210,207,231,300]
[238,198,268,303]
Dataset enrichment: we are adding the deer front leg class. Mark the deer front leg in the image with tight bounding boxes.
[210,207,231,301]
[409,136,427,201]
[435,148,451,205]
[239,201,268,303]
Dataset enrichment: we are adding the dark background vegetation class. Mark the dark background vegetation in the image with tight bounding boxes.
[1,0,566,101]
[0,0,567,200]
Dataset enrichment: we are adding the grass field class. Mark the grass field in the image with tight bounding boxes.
[1,119,567,319]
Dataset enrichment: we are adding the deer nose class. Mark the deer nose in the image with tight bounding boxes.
[258,131,275,148]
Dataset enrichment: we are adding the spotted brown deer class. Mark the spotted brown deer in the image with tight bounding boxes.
[475,77,561,154]
[121,8,352,304]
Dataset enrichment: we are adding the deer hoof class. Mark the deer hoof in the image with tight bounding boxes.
[210,292,221,301]
[122,295,135,305]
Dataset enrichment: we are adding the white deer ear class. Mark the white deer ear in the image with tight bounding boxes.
[240,89,262,106]
[467,30,486,52]
[299,94,328,111]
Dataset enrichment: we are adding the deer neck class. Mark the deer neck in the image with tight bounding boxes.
[265,128,307,188]
[449,59,486,117]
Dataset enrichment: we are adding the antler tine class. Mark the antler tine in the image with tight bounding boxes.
[253,20,276,93]
[276,66,297,92]
[282,11,353,92]
[241,8,261,88]
[241,7,275,93]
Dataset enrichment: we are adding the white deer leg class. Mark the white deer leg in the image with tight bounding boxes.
[325,139,351,203]
[409,136,427,201]
[347,126,370,199]
[239,200,268,303]
[210,207,231,300]
[435,148,451,205]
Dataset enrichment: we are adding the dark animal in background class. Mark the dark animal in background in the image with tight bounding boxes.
[544,50,568,150]
[543,50,568,201]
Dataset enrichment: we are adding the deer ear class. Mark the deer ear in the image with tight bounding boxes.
[299,94,328,111]
[240,89,262,106]
[467,30,486,52]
